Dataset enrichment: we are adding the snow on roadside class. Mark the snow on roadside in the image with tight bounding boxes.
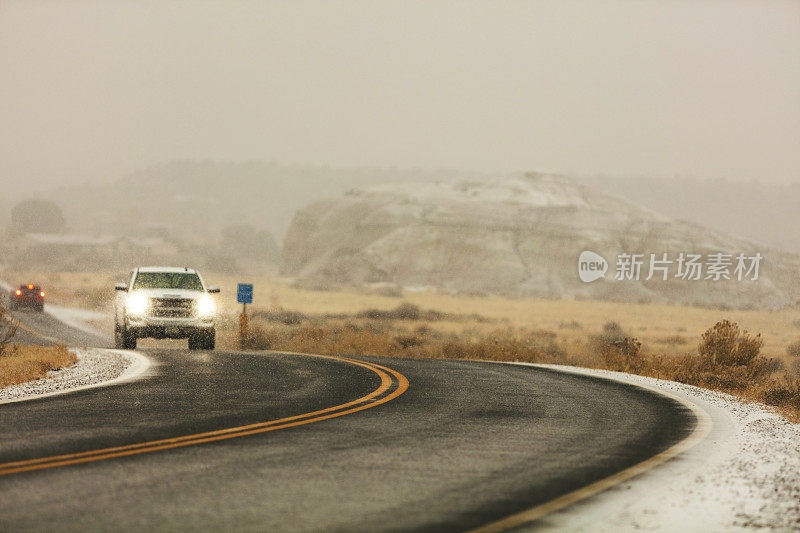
[518,364,800,532]
[0,348,148,404]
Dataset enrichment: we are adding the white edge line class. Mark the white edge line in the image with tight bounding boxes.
[0,349,152,406]
[467,361,713,533]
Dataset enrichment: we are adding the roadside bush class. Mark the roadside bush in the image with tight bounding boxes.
[789,360,800,380]
[251,309,307,325]
[242,327,276,350]
[656,335,687,345]
[614,337,642,358]
[698,320,762,367]
[786,340,800,358]
[761,379,800,410]
[589,320,628,359]
[0,304,18,356]
[356,302,435,321]
[394,335,424,350]
[394,302,421,320]
[599,337,644,373]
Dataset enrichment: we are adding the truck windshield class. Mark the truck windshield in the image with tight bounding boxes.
[133,272,204,291]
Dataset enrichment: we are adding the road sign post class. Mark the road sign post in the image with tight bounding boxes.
[237,283,253,349]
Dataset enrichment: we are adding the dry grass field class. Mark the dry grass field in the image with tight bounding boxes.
[0,344,76,388]
[10,269,799,360]
[4,268,800,419]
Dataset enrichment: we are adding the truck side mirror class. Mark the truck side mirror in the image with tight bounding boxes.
[207,286,221,294]
[115,283,128,291]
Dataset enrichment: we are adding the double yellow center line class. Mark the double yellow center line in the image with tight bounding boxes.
[0,354,409,477]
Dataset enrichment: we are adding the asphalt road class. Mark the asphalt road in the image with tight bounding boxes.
[0,298,696,532]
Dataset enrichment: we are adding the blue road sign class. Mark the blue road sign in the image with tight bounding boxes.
[237,283,253,304]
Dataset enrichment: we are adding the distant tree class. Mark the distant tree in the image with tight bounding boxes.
[220,224,280,263]
[9,199,66,236]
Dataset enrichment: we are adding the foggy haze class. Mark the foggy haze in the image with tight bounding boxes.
[2,0,799,199]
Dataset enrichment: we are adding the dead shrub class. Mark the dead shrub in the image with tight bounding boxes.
[698,320,762,367]
[251,309,307,325]
[614,337,642,358]
[761,379,800,410]
[358,308,393,320]
[393,302,421,320]
[422,309,446,321]
[434,334,548,364]
[242,327,277,350]
[789,360,800,380]
[531,329,557,342]
[356,302,434,321]
[590,320,628,359]
[656,335,687,345]
[697,364,757,390]
[394,335,425,350]
[786,340,800,358]
[599,337,644,373]
[414,325,431,337]
[0,304,18,356]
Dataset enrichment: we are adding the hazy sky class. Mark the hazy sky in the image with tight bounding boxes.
[2,0,799,194]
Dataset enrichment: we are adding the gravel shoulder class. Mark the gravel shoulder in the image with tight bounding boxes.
[514,363,800,532]
[0,348,151,405]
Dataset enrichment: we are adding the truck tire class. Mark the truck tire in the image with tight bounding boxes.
[188,333,200,350]
[189,330,215,350]
[203,329,215,350]
[122,328,137,349]
[114,327,123,349]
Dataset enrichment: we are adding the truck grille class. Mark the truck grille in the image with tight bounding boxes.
[149,298,194,318]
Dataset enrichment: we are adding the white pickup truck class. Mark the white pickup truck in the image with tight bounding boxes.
[114,266,220,350]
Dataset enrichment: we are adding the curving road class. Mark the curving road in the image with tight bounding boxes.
[0,301,696,532]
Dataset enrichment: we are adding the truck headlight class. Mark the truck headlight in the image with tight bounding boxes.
[127,292,149,316]
[197,295,216,318]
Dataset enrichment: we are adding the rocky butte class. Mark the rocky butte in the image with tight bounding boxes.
[282,173,800,309]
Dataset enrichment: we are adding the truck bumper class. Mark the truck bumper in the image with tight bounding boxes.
[128,317,214,339]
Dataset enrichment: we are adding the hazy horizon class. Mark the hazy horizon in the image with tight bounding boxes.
[2,0,799,195]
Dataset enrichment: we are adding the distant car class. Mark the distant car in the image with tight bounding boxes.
[114,266,220,350]
[10,284,45,312]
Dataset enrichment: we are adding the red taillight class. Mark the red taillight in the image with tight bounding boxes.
[15,290,21,296]
[27,284,34,290]
[40,291,45,298]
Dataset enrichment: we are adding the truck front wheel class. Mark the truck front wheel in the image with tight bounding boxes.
[189,329,215,350]
[121,326,137,349]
